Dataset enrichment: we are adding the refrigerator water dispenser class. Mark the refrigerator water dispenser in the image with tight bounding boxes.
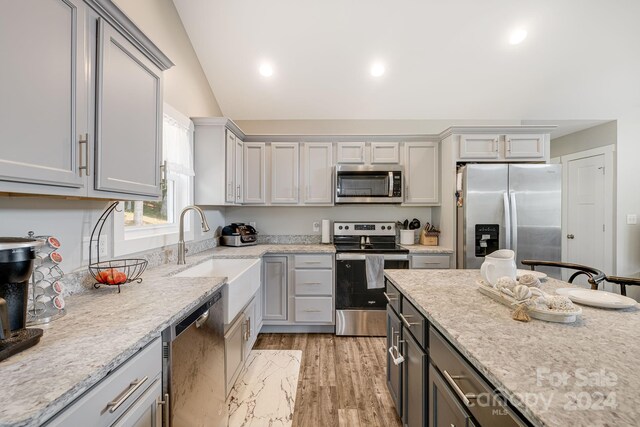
[475,224,499,257]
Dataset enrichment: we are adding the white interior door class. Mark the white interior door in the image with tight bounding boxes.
[565,154,605,283]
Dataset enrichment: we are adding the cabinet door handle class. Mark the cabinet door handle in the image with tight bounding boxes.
[157,393,170,426]
[78,133,89,176]
[236,185,240,199]
[506,138,512,152]
[303,309,322,313]
[383,291,397,302]
[399,313,419,328]
[442,370,478,407]
[494,138,499,153]
[107,376,148,413]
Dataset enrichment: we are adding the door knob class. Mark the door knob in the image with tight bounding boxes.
[567,234,575,239]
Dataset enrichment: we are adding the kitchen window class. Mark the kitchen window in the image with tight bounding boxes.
[113,104,194,256]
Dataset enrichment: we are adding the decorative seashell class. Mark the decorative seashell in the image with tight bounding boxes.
[548,296,575,311]
[519,273,541,288]
[512,304,531,322]
[513,284,532,301]
[496,276,517,292]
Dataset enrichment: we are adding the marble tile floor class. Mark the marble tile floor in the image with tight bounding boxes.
[228,350,302,427]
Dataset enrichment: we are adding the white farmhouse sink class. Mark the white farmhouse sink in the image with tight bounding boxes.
[175,258,261,324]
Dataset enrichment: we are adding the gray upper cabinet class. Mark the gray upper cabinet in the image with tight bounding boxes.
[0,0,172,199]
[94,19,163,197]
[0,0,87,193]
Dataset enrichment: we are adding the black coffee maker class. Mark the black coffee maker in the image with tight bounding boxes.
[0,237,44,361]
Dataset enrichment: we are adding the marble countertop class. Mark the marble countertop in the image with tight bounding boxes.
[384,269,640,427]
[399,245,453,254]
[0,253,227,427]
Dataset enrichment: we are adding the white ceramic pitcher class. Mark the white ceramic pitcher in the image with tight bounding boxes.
[480,249,517,285]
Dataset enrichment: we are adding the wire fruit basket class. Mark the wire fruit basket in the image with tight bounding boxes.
[89,202,148,293]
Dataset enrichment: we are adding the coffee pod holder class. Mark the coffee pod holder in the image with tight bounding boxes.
[26,231,66,325]
[89,202,148,293]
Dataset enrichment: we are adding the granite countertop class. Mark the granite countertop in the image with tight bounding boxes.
[0,243,335,426]
[208,243,336,258]
[400,245,454,254]
[384,269,640,427]
[0,254,227,427]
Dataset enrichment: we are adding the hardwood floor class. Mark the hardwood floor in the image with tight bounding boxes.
[254,333,402,427]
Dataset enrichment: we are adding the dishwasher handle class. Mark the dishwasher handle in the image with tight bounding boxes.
[195,310,210,328]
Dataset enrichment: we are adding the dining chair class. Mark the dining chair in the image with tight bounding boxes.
[520,260,607,290]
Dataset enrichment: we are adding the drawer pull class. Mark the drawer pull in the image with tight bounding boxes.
[383,292,397,302]
[399,313,419,328]
[443,370,477,406]
[303,282,323,285]
[303,309,322,313]
[107,376,149,413]
[303,261,322,264]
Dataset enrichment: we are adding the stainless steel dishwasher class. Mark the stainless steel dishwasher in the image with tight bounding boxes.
[161,289,226,427]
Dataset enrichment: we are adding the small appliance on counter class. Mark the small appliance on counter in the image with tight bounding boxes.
[221,223,258,247]
[0,237,44,361]
[26,231,66,325]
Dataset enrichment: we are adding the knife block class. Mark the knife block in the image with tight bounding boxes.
[420,230,439,246]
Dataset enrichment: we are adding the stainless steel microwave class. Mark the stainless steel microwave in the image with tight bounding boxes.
[335,165,403,204]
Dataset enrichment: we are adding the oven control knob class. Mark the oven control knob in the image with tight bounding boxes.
[345,226,350,230]
[339,226,343,230]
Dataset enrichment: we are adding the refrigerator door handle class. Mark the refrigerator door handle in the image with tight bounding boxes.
[510,191,518,259]
[503,192,511,250]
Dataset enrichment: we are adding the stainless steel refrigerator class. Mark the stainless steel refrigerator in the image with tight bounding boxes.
[456,164,562,277]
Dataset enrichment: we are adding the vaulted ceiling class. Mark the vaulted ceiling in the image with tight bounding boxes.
[173,0,640,121]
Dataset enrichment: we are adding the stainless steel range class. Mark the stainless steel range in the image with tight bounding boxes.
[334,222,409,336]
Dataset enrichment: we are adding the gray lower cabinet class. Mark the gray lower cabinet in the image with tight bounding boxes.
[410,255,451,269]
[46,338,162,427]
[0,0,172,200]
[386,306,403,417]
[111,378,162,427]
[263,256,288,321]
[224,311,246,396]
[402,326,427,427]
[428,364,471,427]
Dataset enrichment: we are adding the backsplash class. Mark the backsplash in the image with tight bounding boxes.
[60,237,218,295]
[256,235,321,244]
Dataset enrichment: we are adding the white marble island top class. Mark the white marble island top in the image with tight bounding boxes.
[384,269,640,427]
[0,255,227,427]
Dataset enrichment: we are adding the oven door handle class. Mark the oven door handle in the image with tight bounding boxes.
[336,253,409,261]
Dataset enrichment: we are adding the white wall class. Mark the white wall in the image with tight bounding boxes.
[225,206,433,236]
[616,108,640,285]
[113,0,223,117]
[550,121,617,158]
[0,197,225,273]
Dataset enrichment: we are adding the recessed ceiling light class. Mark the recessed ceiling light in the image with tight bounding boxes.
[370,62,385,77]
[259,63,274,77]
[509,29,528,45]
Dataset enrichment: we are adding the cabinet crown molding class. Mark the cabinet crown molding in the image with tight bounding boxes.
[439,125,556,139]
[85,0,174,70]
